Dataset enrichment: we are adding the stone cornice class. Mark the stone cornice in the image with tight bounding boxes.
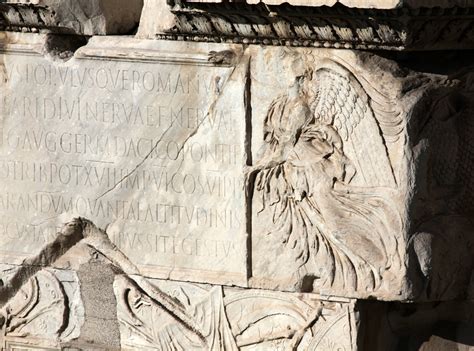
[2,1,474,50]
[0,3,57,33]
[152,2,474,50]
[0,1,143,36]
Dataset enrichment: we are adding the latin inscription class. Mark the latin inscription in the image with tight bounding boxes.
[0,52,247,279]
[0,160,241,196]
[0,192,242,228]
[4,62,216,94]
[6,95,237,131]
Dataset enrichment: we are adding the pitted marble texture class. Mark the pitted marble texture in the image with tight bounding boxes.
[0,34,249,287]
[1,33,474,303]
[1,32,474,350]
[0,218,358,350]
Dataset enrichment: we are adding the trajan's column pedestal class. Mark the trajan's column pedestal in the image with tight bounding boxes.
[1,0,474,350]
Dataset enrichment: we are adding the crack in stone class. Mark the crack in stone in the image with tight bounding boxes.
[95,54,244,201]
[0,50,248,349]
[95,121,177,200]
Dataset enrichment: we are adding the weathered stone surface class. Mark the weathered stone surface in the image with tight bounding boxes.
[246,47,474,301]
[0,264,84,350]
[114,276,358,350]
[1,219,358,350]
[0,26,474,316]
[242,0,474,8]
[0,33,249,287]
[1,0,474,348]
[1,34,474,303]
[136,0,175,40]
[157,0,474,9]
[137,0,474,50]
[4,234,474,351]
[0,0,143,35]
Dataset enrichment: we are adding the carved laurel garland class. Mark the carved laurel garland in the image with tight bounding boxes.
[158,3,474,50]
[0,3,58,33]
[1,2,473,50]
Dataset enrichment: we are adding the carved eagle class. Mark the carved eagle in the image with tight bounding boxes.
[253,56,404,292]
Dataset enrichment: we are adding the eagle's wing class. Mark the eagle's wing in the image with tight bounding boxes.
[310,67,398,188]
